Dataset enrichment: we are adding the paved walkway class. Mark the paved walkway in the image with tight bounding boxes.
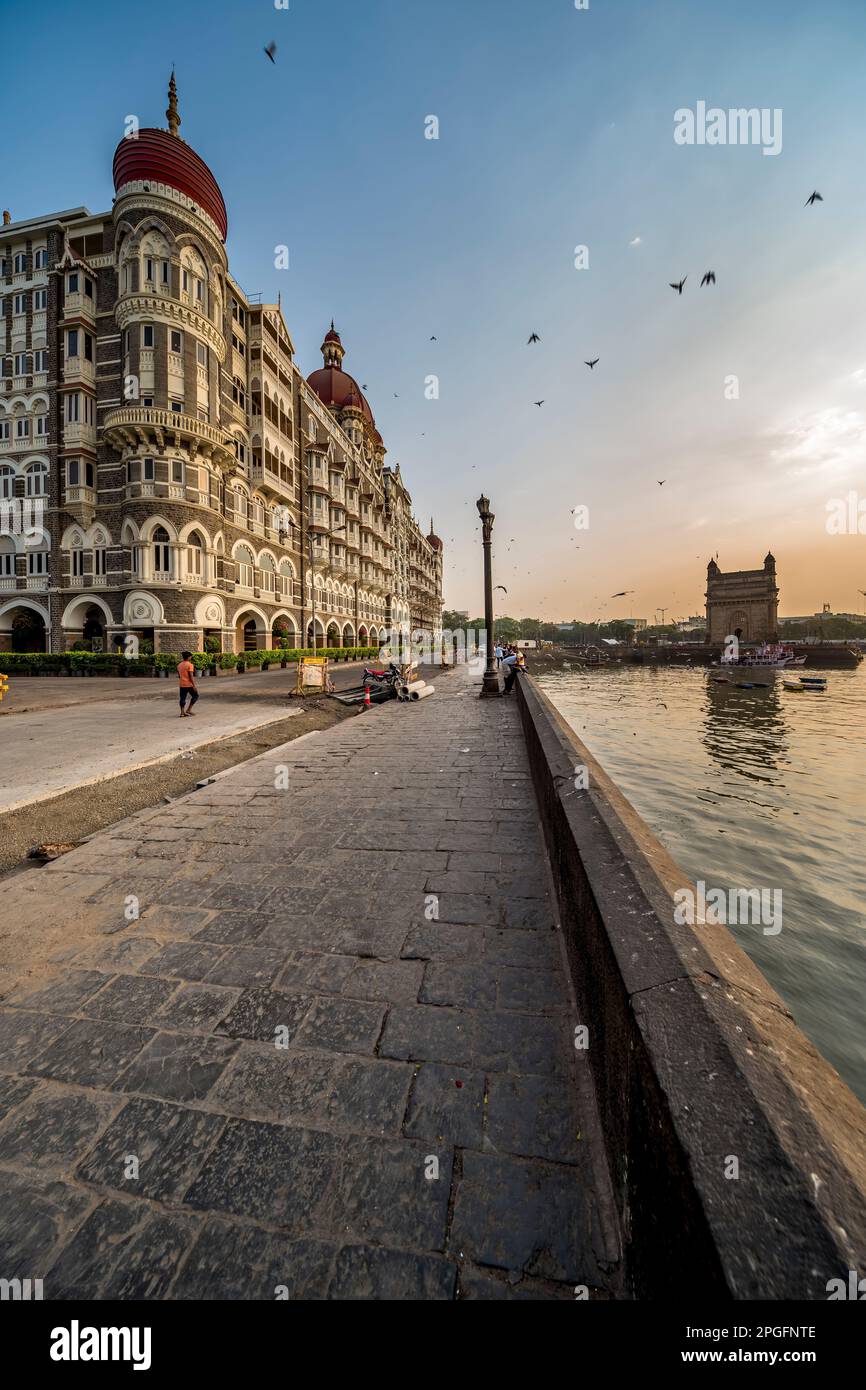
[0,666,618,1300]
[0,664,370,813]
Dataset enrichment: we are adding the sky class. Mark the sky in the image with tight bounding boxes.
[5,0,866,623]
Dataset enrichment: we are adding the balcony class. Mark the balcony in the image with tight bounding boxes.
[103,406,236,467]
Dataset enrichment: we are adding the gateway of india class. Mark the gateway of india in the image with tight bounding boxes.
[705,553,779,643]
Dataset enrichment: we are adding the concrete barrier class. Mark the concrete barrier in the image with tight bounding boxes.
[516,672,866,1299]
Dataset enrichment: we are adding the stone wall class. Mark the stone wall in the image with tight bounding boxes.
[515,672,866,1299]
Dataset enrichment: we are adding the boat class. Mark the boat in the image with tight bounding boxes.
[720,641,797,669]
[783,681,805,691]
[799,676,827,689]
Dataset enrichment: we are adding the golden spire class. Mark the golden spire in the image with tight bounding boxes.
[166,70,181,138]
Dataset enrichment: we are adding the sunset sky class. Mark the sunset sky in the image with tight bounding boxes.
[6,0,866,622]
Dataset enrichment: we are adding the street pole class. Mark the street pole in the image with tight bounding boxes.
[476,495,501,698]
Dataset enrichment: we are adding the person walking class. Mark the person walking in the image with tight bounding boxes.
[494,641,504,668]
[177,650,199,717]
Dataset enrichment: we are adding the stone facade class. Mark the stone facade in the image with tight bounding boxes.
[705,553,779,644]
[0,82,442,655]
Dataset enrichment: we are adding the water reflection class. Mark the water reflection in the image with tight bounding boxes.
[700,676,789,786]
[536,662,866,1103]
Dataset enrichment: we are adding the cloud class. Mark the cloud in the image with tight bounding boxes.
[768,408,866,481]
[629,236,642,247]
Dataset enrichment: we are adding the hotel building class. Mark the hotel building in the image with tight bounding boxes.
[0,77,443,654]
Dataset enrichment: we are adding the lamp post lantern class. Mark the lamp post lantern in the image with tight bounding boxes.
[476,494,501,698]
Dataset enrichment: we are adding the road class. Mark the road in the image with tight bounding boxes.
[0,663,441,814]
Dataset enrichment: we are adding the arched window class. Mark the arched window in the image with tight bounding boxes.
[153,526,171,577]
[0,466,14,500]
[0,537,15,579]
[187,531,204,579]
[259,552,276,593]
[234,545,254,588]
[25,462,48,497]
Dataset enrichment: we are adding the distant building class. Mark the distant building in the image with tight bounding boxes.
[625,618,647,632]
[675,615,704,632]
[705,554,779,643]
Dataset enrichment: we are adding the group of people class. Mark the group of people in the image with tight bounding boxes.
[494,642,527,693]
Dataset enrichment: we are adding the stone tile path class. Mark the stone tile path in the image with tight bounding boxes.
[0,666,619,1299]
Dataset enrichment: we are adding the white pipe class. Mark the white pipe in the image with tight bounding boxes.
[411,684,434,701]
[402,679,428,696]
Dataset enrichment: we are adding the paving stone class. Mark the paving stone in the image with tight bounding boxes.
[403,1062,485,1146]
[433,893,502,927]
[379,1007,473,1067]
[152,983,239,1032]
[184,1118,339,1226]
[199,882,278,913]
[27,1020,156,1088]
[451,1151,594,1284]
[326,1137,452,1248]
[0,1086,119,1171]
[458,1266,576,1299]
[504,899,555,930]
[0,1074,37,1122]
[420,963,497,1009]
[341,959,423,1004]
[0,1172,94,1279]
[171,1219,335,1300]
[324,1057,413,1133]
[144,941,228,980]
[447,851,501,874]
[85,937,163,971]
[217,988,311,1043]
[496,966,568,1014]
[0,1010,72,1071]
[77,1096,224,1201]
[401,921,484,963]
[46,1197,198,1300]
[294,997,385,1055]
[191,911,270,946]
[259,885,328,915]
[327,1244,457,1300]
[203,947,287,989]
[486,1073,580,1163]
[283,953,357,994]
[117,1031,239,1102]
[83,974,179,1023]
[210,1048,337,1123]
[255,914,343,952]
[483,928,562,969]
[138,905,216,938]
[331,922,409,959]
[3,970,113,1015]
[474,1012,567,1076]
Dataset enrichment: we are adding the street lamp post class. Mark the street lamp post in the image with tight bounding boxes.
[476,495,501,698]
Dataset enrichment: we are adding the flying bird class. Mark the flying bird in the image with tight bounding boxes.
[701,272,716,286]
[805,191,823,206]
[611,591,635,598]
[533,400,545,407]
[527,333,540,344]
[584,358,599,370]
[657,480,666,486]
[264,42,277,63]
[430,335,437,341]
[669,277,687,295]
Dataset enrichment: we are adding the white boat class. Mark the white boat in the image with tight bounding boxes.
[720,642,796,669]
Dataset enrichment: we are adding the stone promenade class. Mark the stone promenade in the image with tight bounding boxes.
[0,665,619,1300]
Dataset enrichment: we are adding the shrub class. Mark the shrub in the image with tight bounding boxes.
[203,635,221,654]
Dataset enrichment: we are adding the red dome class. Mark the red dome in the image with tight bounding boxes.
[308,366,375,424]
[113,129,227,241]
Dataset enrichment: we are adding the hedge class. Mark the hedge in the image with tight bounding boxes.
[0,647,382,677]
